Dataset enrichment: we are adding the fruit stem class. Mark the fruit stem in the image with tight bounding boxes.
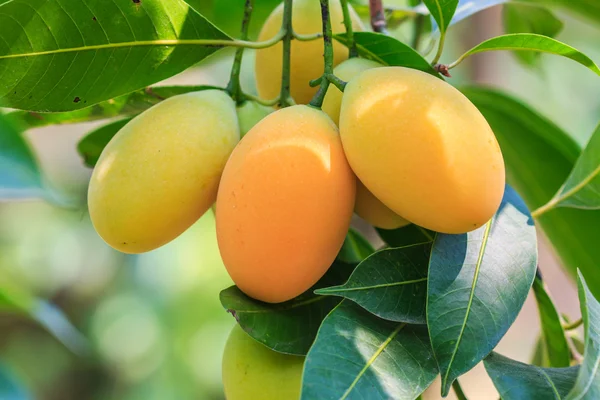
[278,0,296,108]
[340,0,358,58]
[431,30,447,65]
[369,0,389,34]
[226,0,254,104]
[309,0,337,109]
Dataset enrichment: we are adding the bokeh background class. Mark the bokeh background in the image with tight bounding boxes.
[1,1,599,399]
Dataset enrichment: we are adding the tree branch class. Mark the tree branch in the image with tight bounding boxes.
[369,0,388,34]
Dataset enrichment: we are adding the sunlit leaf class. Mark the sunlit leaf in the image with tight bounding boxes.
[422,0,459,34]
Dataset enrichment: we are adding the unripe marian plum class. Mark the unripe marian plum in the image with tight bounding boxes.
[222,324,304,400]
[255,0,363,105]
[216,105,356,303]
[323,58,410,230]
[88,90,239,253]
[339,67,505,234]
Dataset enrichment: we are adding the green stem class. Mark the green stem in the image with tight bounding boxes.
[564,318,583,331]
[411,14,424,50]
[279,0,295,107]
[243,93,280,107]
[309,0,335,109]
[340,0,358,58]
[431,30,447,65]
[452,380,468,400]
[227,0,254,104]
[293,32,323,41]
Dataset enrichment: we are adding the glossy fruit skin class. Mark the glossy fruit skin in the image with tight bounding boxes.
[322,58,409,229]
[340,67,505,234]
[216,105,356,303]
[255,0,363,105]
[236,100,274,138]
[222,325,304,400]
[88,90,239,254]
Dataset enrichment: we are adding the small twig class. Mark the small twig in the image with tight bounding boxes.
[434,63,451,77]
[279,0,295,108]
[292,31,323,41]
[226,0,254,104]
[452,379,468,400]
[564,318,583,331]
[309,0,336,109]
[369,0,389,34]
[340,0,358,58]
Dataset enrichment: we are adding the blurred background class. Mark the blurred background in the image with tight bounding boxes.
[0,1,599,399]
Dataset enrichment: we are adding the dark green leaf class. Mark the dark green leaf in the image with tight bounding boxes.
[422,0,459,34]
[317,243,430,324]
[301,301,438,400]
[377,224,435,248]
[503,4,563,66]
[77,118,132,168]
[335,32,439,76]
[337,229,376,264]
[427,185,538,396]
[219,261,354,356]
[485,352,579,399]
[566,272,600,399]
[7,85,218,129]
[0,365,30,400]
[0,113,43,199]
[539,123,600,212]
[0,0,230,112]
[461,86,600,300]
[452,34,600,76]
[533,276,571,367]
[531,335,552,367]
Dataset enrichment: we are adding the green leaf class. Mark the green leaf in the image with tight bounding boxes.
[0,113,43,199]
[503,4,563,66]
[77,118,132,168]
[337,229,376,264]
[335,32,439,76]
[301,301,438,400]
[566,272,600,399]
[452,34,600,76]
[461,87,600,300]
[537,123,600,212]
[485,352,579,400]
[7,85,218,129]
[0,365,30,400]
[533,276,571,368]
[219,261,354,356]
[531,335,552,367]
[317,242,431,324]
[427,185,538,396]
[0,0,230,112]
[422,0,459,34]
[377,224,435,248]
[521,0,600,25]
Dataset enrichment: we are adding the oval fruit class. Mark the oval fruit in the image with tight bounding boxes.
[216,105,356,303]
[255,0,363,105]
[322,58,409,229]
[88,90,239,253]
[339,67,505,234]
[222,324,304,400]
[236,100,274,138]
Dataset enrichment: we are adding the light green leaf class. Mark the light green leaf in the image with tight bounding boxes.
[337,229,376,264]
[422,0,459,34]
[535,123,600,213]
[0,0,230,112]
[532,276,572,368]
[485,352,579,399]
[317,242,431,324]
[503,4,563,66]
[0,113,43,199]
[462,87,600,299]
[335,32,439,76]
[566,272,600,399]
[77,118,132,168]
[451,34,600,76]
[427,185,538,396]
[301,301,438,400]
[521,0,600,25]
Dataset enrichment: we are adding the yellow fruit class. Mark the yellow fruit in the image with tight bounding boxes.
[88,90,239,254]
[339,67,505,234]
[236,100,274,138]
[322,57,382,125]
[355,180,410,230]
[216,105,356,303]
[255,0,363,105]
[222,324,304,400]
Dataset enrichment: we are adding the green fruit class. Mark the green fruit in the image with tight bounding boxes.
[88,90,239,254]
[236,100,274,138]
[222,325,304,400]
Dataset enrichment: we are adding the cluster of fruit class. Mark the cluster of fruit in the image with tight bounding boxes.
[86,0,505,397]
